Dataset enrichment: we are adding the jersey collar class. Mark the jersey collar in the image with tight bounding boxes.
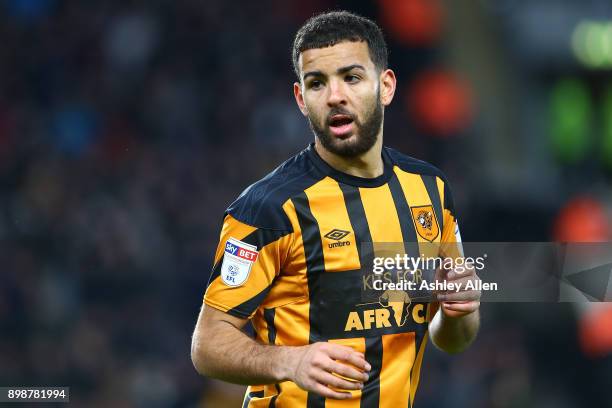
[306,143,394,188]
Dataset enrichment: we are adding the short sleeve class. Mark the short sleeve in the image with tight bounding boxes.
[438,177,463,258]
[204,214,292,319]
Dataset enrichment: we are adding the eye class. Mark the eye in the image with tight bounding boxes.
[345,74,361,83]
[309,80,324,90]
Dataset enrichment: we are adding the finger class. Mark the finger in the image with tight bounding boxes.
[328,360,369,382]
[314,370,363,391]
[445,269,477,280]
[312,382,352,400]
[433,266,446,281]
[437,290,480,302]
[434,263,453,278]
[327,346,371,372]
[441,301,480,313]
[435,276,480,293]
[324,344,360,356]
[447,275,480,286]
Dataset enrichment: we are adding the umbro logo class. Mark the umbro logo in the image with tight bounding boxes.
[324,229,351,240]
[324,229,351,248]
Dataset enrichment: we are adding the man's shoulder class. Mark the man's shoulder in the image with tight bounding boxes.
[385,146,449,182]
[225,147,323,231]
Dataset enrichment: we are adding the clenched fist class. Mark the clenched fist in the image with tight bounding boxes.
[284,342,371,400]
[434,261,481,318]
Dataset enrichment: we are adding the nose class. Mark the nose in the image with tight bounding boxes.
[327,79,347,107]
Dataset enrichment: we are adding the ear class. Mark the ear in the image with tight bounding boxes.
[294,82,309,116]
[379,69,397,107]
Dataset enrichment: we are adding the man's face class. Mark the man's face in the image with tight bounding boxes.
[294,41,394,158]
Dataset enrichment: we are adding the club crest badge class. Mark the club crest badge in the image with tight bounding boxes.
[410,205,440,242]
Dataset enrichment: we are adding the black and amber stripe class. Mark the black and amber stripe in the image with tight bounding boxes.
[291,175,443,407]
[207,144,459,408]
[208,227,291,286]
[205,215,292,319]
[292,191,326,408]
[338,184,384,408]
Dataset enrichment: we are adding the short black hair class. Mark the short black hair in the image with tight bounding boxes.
[292,11,388,80]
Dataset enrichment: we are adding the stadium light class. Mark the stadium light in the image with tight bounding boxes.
[571,20,612,69]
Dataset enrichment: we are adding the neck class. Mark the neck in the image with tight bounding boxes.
[314,133,384,179]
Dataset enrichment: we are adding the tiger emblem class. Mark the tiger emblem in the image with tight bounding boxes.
[411,205,439,241]
[416,210,433,230]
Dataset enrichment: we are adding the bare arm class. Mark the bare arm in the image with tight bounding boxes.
[191,304,371,399]
[191,305,288,385]
[429,266,481,354]
[429,302,480,354]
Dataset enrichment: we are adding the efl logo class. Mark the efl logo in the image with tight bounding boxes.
[221,237,259,286]
[225,241,258,262]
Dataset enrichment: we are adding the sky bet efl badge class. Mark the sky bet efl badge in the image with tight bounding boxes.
[410,205,440,242]
[220,237,259,287]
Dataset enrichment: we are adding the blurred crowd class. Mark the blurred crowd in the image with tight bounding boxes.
[0,0,611,407]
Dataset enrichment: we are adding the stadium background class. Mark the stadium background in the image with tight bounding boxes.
[1,0,611,406]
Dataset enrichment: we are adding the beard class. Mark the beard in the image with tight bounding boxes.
[307,89,383,158]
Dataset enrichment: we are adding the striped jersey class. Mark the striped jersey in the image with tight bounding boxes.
[204,143,461,408]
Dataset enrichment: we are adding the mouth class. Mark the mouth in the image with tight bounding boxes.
[328,114,355,138]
